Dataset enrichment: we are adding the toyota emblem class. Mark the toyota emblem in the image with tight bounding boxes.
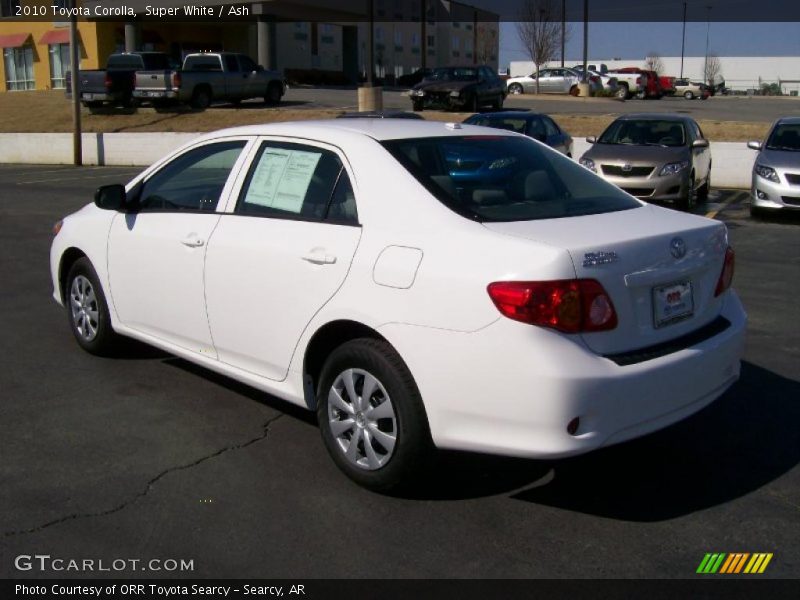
[621,163,633,172]
[670,237,687,259]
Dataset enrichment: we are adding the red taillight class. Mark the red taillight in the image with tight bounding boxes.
[714,246,735,296]
[104,74,112,89]
[487,279,618,333]
[172,71,182,89]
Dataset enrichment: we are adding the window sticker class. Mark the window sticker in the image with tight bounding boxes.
[244,148,322,213]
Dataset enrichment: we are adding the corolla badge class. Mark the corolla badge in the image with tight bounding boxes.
[583,251,619,267]
[670,237,687,259]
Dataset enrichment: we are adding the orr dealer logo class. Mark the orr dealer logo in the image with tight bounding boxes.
[697,552,774,574]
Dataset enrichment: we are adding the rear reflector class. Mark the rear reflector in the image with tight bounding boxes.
[714,246,735,296]
[487,279,618,333]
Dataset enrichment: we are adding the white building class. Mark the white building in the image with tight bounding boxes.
[510,56,800,94]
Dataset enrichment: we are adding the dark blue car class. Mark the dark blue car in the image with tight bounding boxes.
[463,111,574,157]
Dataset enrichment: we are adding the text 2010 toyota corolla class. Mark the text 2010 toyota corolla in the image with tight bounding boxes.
[50,120,746,491]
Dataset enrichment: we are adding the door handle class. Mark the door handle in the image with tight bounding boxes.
[181,236,205,248]
[301,251,336,265]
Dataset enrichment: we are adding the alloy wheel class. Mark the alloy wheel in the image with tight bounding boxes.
[70,275,99,342]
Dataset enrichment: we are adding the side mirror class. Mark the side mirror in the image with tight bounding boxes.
[691,139,710,148]
[747,140,762,150]
[586,136,597,144]
[94,184,127,211]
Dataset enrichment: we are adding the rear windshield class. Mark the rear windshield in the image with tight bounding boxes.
[184,55,222,71]
[766,123,800,151]
[381,135,640,222]
[598,119,686,147]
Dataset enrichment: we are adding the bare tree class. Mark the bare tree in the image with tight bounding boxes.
[704,54,722,87]
[516,0,561,93]
[475,22,499,66]
[644,52,663,73]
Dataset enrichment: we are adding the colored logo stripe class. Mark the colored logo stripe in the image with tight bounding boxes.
[698,553,773,574]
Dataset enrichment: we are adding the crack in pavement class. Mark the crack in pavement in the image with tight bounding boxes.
[3,414,285,538]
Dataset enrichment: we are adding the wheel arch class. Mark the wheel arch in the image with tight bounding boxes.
[302,319,389,408]
[58,247,89,304]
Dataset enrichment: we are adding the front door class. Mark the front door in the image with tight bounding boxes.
[107,139,251,355]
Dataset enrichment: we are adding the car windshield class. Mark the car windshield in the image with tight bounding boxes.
[429,68,478,81]
[598,119,686,147]
[381,136,640,223]
[765,123,800,151]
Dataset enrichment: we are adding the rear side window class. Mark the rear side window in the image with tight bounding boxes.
[237,142,358,224]
[381,136,639,222]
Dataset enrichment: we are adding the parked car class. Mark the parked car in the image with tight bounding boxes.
[659,76,676,96]
[409,65,506,112]
[133,52,285,108]
[396,68,433,87]
[66,52,176,111]
[463,111,574,156]
[337,110,423,120]
[747,116,800,216]
[610,68,663,99]
[50,119,744,491]
[673,79,710,100]
[580,113,712,211]
[506,67,600,95]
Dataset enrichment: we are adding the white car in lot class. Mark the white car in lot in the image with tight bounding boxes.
[50,120,746,492]
[747,116,800,216]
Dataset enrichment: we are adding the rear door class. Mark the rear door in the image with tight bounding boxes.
[204,137,362,381]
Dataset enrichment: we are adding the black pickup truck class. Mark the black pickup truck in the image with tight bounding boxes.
[66,52,177,111]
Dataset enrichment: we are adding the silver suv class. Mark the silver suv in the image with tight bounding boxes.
[748,117,800,216]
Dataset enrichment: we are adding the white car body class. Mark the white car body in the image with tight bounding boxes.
[50,120,746,471]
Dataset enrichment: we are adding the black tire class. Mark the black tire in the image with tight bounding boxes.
[508,83,523,95]
[191,87,211,110]
[412,100,423,112]
[265,81,282,105]
[614,86,627,100]
[316,338,433,493]
[636,89,647,100]
[677,174,695,211]
[697,169,710,202]
[64,257,121,356]
[492,93,504,110]
[618,83,630,99]
[684,90,694,100]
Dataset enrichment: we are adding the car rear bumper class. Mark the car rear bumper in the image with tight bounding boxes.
[379,291,746,459]
[133,90,178,99]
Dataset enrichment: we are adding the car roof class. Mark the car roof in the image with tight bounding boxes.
[336,110,424,120]
[776,116,800,125]
[616,113,692,122]
[468,111,541,119]
[201,119,518,143]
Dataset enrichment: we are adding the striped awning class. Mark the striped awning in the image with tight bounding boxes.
[39,29,72,46]
[0,33,31,48]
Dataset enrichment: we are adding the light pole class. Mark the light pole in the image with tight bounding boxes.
[704,5,711,85]
[561,0,565,68]
[582,0,588,82]
[680,1,686,79]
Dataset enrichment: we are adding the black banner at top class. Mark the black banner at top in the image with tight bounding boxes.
[2,0,800,23]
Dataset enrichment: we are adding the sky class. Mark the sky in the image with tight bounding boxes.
[498,22,800,70]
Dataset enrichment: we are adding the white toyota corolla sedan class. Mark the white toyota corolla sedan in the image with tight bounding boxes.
[50,119,746,491]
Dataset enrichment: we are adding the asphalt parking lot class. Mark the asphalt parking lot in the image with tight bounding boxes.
[0,164,798,579]
[282,87,800,122]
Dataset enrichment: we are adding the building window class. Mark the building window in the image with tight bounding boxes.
[1,0,21,17]
[4,46,34,91]
[394,29,402,52]
[321,23,334,44]
[293,22,308,41]
[375,26,383,42]
[49,43,70,89]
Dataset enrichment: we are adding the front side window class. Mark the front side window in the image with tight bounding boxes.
[382,135,640,222]
[598,119,687,147]
[3,46,34,91]
[237,142,357,224]
[136,141,246,212]
[49,43,70,89]
[542,116,560,137]
[238,55,257,72]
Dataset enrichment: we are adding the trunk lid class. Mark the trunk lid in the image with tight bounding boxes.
[483,204,729,355]
[135,70,177,92]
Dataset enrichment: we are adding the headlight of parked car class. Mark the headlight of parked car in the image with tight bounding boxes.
[658,161,689,176]
[411,89,425,97]
[449,90,461,97]
[754,164,780,183]
[579,157,596,172]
